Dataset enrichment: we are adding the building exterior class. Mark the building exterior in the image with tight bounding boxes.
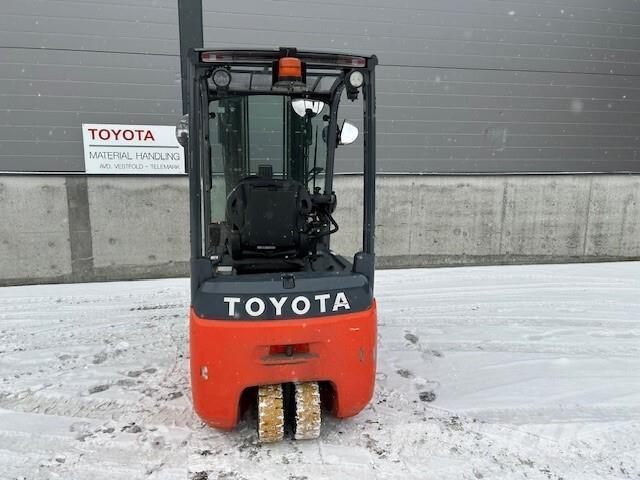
[1,0,639,285]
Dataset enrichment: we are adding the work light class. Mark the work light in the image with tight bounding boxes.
[212,68,231,88]
[348,70,364,89]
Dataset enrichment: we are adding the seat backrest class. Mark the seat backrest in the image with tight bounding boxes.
[226,177,311,257]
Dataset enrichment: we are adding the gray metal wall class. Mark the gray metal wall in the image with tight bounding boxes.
[202,0,640,173]
[1,0,181,172]
[1,0,639,173]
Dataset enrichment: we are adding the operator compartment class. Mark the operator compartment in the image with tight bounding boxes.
[188,48,374,290]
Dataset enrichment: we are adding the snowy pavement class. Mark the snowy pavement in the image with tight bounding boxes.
[1,262,639,480]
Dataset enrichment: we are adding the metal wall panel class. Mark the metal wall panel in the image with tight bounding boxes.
[0,47,181,172]
[202,0,640,74]
[1,0,639,173]
[370,66,640,173]
[1,0,178,54]
[202,0,640,173]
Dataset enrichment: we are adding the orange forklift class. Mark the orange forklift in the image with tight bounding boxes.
[176,46,378,441]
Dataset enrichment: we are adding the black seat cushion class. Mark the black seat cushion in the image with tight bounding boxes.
[226,177,311,258]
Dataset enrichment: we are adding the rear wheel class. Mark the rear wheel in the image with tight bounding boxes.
[293,381,321,440]
[257,384,284,443]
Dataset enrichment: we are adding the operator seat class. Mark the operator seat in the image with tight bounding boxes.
[225,175,312,261]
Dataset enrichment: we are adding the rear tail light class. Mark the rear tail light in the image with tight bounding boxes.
[269,344,310,356]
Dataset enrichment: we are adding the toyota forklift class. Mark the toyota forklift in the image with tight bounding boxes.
[177,47,378,442]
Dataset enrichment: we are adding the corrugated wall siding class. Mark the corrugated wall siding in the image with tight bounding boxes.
[1,0,182,172]
[1,0,639,173]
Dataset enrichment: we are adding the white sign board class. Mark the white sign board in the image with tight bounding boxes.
[82,124,185,174]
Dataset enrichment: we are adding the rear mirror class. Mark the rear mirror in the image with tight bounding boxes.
[292,99,326,118]
[338,120,358,145]
[176,114,189,147]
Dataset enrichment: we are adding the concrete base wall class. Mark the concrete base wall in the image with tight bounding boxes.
[1,174,639,286]
[0,176,190,286]
[333,175,640,268]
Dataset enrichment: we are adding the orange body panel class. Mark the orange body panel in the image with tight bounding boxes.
[190,302,377,430]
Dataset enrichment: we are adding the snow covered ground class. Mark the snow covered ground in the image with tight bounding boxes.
[1,262,639,480]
